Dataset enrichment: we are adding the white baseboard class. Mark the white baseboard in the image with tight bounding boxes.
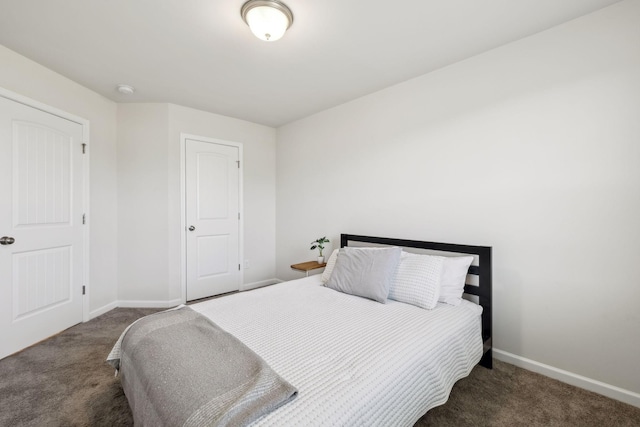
[86,281,283,319]
[240,278,282,291]
[89,301,118,319]
[494,349,640,408]
[117,298,183,308]
[87,298,181,319]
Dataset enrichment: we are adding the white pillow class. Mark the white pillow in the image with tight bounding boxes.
[321,248,340,283]
[439,256,474,306]
[400,251,474,306]
[388,254,444,309]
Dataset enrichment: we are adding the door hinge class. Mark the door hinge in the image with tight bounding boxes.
[82,285,86,295]
[236,160,240,168]
[238,212,240,220]
[82,143,86,154]
[238,264,241,271]
[82,213,86,224]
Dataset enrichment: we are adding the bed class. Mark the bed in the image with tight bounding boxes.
[110,234,492,426]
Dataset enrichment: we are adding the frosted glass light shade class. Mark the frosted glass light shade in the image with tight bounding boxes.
[241,0,293,42]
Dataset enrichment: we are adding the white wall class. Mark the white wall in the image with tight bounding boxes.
[0,45,119,316]
[117,104,171,302]
[276,0,640,399]
[117,103,277,303]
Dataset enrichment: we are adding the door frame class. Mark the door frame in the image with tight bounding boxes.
[180,133,244,303]
[0,86,90,322]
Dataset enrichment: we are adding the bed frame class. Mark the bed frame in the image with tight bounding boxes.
[341,234,493,369]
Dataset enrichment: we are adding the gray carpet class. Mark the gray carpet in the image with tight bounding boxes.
[1,307,639,427]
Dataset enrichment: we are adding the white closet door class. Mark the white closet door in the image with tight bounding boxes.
[185,138,240,301]
[0,96,85,359]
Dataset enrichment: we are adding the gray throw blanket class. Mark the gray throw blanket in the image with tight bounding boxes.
[107,306,297,427]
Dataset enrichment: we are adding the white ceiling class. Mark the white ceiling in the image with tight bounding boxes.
[0,0,621,127]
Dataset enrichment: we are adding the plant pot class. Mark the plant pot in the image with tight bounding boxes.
[317,256,325,264]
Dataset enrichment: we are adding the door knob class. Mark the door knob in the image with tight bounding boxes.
[0,236,15,245]
[188,226,195,231]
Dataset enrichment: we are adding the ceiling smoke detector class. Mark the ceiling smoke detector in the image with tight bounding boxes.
[116,84,135,95]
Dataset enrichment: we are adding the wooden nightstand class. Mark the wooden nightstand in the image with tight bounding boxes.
[290,260,327,277]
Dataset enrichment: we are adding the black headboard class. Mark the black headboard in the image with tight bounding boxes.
[341,233,493,369]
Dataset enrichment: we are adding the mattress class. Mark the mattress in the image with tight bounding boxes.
[191,275,483,427]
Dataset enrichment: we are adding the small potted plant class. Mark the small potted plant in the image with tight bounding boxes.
[310,236,330,264]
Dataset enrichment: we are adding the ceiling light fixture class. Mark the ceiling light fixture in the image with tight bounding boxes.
[241,0,293,42]
[116,84,135,95]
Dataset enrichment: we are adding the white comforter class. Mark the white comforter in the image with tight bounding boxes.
[191,275,483,427]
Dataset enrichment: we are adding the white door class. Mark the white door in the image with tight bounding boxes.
[185,138,241,301]
[0,95,85,359]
